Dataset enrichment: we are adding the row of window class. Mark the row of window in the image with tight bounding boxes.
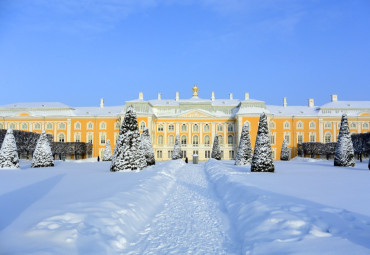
[157,150,233,159]
[156,134,235,146]
[156,123,235,132]
[271,121,370,130]
[0,121,122,131]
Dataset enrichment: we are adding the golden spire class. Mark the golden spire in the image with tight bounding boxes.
[192,84,199,97]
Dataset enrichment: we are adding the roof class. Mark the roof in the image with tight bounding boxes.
[267,105,319,116]
[0,102,72,109]
[320,101,370,109]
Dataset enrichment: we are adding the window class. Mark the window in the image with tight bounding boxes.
[59,123,66,130]
[218,135,223,145]
[168,135,174,146]
[140,121,146,130]
[168,150,173,158]
[284,121,290,129]
[309,133,316,142]
[181,135,187,145]
[205,150,210,159]
[270,133,276,145]
[181,151,187,158]
[284,133,290,144]
[324,122,332,129]
[9,123,16,129]
[0,123,4,129]
[193,124,199,132]
[46,123,53,130]
[272,149,276,160]
[221,150,224,159]
[22,123,28,130]
[297,121,303,129]
[168,124,174,132]
[116,121,121,129]
[228,124,234,132]
[192,135,199,146]
[309,121,316,129]
[87,122,93,130]
[324,132,332,143]
[58,133,65,142]
[158,124,164,132]
[158,135,164,145]
[350,122,356,129]
[75,133,81,142]
[100,122,106,129]
[75,122,81,130]
[204,135,210,146]
[100,133,106,144]
[217,124,223,132]
[87,134,93,144]
[244,121,250,131]
[193,150,198,156]
[181,124,187,132]
[363,122,369,129]
[227,135,233,145]
[269,121,276,129]
[229,150,235,160]
[204,124,210,132]
[34,123,41,130]
[157,150,163,158]
[297,134,303,144]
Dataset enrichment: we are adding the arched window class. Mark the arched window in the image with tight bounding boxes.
[244,121,250,130]
[158,135,164,145]
[100,122,106,129]
[324,122,331,129]
[228,124,234,132]
[227,135,233,145]
[168,124,174,132]
[34,123,41,130]
[75,133,81,142]
[297,133,303,144]
[284,132,290,144]
[87,122,93,130]
[181,124,187,132]
[0,123,3,129]
[192,135,199,146]
[204,135,210,145]
[100,133,106,144]
[59,123,66,130]
[139,121,145,130]
[309,121,316,129]
[193,124,199,132]
[204,124,210,132]
[217,124,223,132]
[22,123,28,130]
[284,121,290,129]
[87,134,93,144]
[363,122,369,129]
[269,121,276,129]
[181,135,187,145]
[58,133,65,142]
[324,132,332,143]
[297,121,303,129]
[116,121,121,129]
[158,124,164,132]
[75,122,81,130]
[9,123,15,129]
[168,135,175,146]
[218,135,223,145]
[309,133,316,142]
[350,122,356,129]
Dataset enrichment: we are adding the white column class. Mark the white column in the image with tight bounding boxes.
[67,119,71,142]
[319,119,323,143]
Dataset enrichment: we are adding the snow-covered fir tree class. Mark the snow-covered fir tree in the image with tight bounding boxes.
[110,106,147,171]
[211,135,221,160]
[280,139,290,161]
[32,130,54,168]
[102,139,113,161]
[0,129,20,169]
[251,113,275,172]
[140,128,155,165]
[334,114,355,167]
[172,135,182,160]
[235,124,252,165]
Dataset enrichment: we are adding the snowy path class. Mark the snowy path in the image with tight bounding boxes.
[125,163,240,254]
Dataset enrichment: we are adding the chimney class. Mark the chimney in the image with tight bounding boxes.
[100,98,104,108]
[139,92,144,100]
[211,91,215,101]
[308,98,314,107]
[176,92,179,101]
[245,92,249,100]
[331,94,338,102]
[229,93,233,100]
[283,97,287,107]
[158,93,162,100]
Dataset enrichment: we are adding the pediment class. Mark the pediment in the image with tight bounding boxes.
[178,110,214,118]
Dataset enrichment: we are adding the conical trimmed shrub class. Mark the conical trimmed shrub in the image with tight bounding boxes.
[102,139,113,161]
[172,135,182,160]
[280,139,290,161]
[211,135,221,160]
[334,114,355,167]
[140,128,155,165]
[0,129,20,169]
[235,124,252,165]
[32,130,54,168]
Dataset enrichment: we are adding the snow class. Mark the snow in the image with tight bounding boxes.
[1,158,370,254]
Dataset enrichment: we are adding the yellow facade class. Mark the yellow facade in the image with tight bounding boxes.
[0,90,369,160]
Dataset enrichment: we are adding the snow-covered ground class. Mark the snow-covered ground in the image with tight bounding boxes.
[1,158,370,254]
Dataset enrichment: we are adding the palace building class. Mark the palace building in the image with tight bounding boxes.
[0,85,369,161]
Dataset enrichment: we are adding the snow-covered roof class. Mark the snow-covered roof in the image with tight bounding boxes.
[320,101,370,109]
[267,106,320,116]
[0,102,72,109]
[73,106,124,116]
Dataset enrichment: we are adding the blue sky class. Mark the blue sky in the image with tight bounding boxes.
[0,0,369,107]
